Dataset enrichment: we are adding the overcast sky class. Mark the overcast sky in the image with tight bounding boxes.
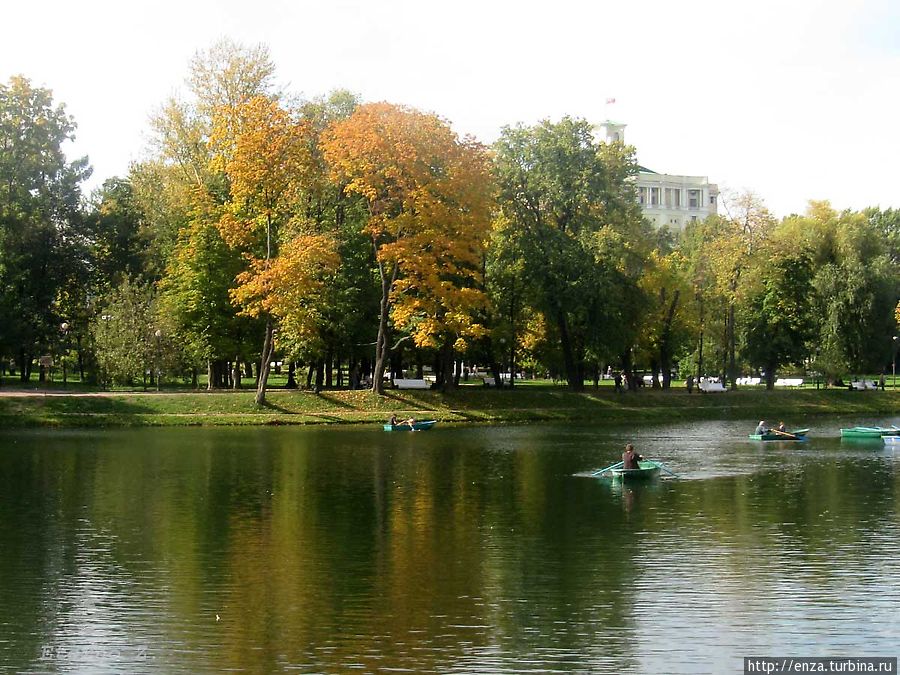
[3,0,899,217]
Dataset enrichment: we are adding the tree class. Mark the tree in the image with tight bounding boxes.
[492,117,648,391]
[740,247,816,389]
[781,201,897,378]
[143,39,279,389]
[89,278,159,387]
[213,96,338,404]
[636,250,695,388]
[322,102,494,392]
[0,75,91,380]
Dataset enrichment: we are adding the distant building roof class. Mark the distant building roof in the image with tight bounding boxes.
[638,166,657,174]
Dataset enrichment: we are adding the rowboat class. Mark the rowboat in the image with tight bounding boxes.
[610,460,661,480]
[748,428,809,441]
[383,420,437,431]
[840,426,896,439]
[883,436,900,445]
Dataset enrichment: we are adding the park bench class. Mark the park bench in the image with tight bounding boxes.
[393,378,429,389]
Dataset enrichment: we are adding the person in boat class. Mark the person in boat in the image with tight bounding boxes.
[622,443,643,470]
[754,420,769,435]
[389,414,398,426]
[777,421,786,432]
[403,417,417,429]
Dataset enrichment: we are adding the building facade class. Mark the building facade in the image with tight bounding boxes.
[598,121,718,230]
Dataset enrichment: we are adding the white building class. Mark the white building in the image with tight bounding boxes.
[598,120,718,230]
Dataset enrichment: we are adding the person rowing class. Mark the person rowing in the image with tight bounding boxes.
[754,420,769,435]
[622,443,644,470]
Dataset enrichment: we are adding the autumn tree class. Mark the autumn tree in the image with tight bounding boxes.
[212,96,338,404]
[636,250,695,388]
[322,103,494,392]
[142,39,278,388]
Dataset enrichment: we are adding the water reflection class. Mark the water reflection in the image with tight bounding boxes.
[0,417,898,673]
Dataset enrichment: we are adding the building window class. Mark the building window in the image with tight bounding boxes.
[650,187,660,206]
[638,187,647,205]
[709,195,716,205]
[688,189,701,209]
[670,189,681,207]
[691,215,698,222]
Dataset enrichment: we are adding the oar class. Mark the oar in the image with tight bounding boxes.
[770,428,798,440]
[591,461,624,477]
[651,460,681,479]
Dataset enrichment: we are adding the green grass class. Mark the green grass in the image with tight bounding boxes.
[0,385,896,429]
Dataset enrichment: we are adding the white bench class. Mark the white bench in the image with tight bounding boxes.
[775,378,804,388]
[851,380,876,391]
[699,379,726,392]
[736,377,761,386]
[393,378,429,389]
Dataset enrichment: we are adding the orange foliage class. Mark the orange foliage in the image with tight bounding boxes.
[322,102,495,350]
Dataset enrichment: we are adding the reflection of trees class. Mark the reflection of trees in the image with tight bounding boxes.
[2,430,898,671]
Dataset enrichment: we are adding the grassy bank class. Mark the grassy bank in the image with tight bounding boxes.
[0,386,897,428]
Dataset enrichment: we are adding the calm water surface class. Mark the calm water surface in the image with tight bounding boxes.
[1,418,899,674]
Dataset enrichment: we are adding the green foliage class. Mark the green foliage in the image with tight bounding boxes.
[740,248,816,386]
[492,117,649,389]
[90,278,160,386]
[0,75,91,367]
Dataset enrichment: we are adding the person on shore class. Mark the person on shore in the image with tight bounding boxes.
[686,375,694,394]
[755,420,769,435]
[614,372,623,393]
[622,443,643,470]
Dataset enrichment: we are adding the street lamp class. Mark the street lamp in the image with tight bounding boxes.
[893,336,898,390]
[60,322,69,387]
[154,329,162,391]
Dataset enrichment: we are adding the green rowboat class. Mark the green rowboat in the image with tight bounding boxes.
[840,426,896,439]
[748,428,809,441]
[610,460,661,480]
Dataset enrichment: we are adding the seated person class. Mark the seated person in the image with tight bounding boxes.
[622,443,643,469]
[755,420,769,435]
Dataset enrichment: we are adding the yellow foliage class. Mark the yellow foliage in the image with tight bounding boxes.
[322,102,496,351]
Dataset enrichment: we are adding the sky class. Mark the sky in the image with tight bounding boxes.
[3,0,899,218]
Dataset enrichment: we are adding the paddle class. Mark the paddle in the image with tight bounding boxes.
[650,460,681,479]
[591,460,624,477]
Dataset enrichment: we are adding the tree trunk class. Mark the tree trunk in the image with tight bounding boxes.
[727,297,737,390]
[255,318,275,405]
[285,362,298,389]
[232,358,242,389]
[314,360,324,393]
[556,311,582,391]
[436,342,455,390]
[372,261,398,394]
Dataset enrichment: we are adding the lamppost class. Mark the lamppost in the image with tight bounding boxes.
[154,329,162,391]
[60,322,69,387]
[892,336,898,390]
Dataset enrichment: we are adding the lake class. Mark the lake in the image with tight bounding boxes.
[1,418,898,673]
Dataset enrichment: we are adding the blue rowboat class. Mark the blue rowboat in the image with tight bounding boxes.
[610,460,661,480]
[383,420,437,431]
[748,428,809,441]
